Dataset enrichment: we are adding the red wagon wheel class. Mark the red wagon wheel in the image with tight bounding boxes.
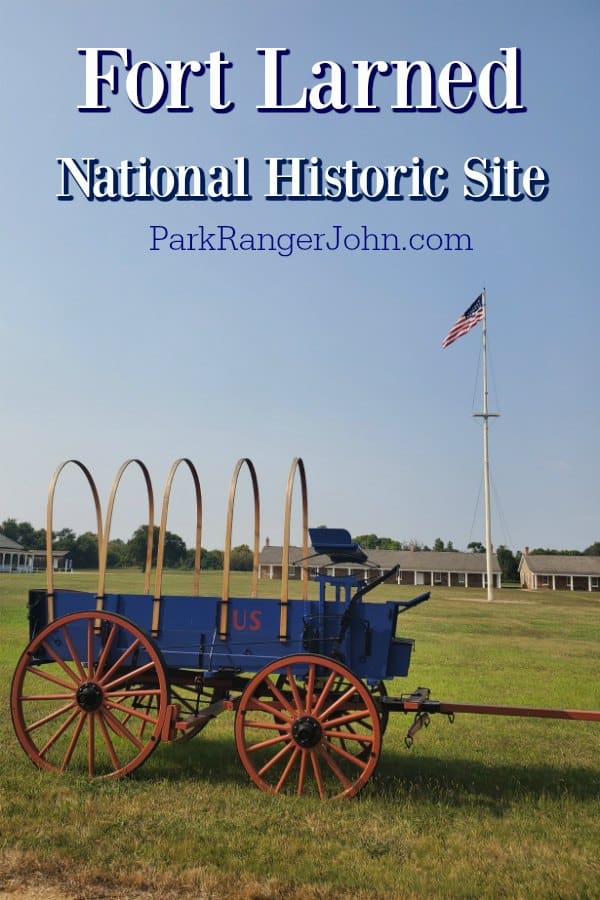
[234,654,382,800]
[11,610,169,778]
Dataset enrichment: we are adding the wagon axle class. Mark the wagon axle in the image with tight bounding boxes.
[292,716,323,748]
[76,682,104,712]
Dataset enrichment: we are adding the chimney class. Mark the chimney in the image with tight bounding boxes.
[266,536,270,547]
[524,546,529,556]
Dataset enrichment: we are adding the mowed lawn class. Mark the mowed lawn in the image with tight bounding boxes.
[1,570,599,899]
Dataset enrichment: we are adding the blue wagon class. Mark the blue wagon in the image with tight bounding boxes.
[11,458,599,799]
[10,457,432,799]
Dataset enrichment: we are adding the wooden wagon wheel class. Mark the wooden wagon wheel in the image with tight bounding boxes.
[11,610,169,778]
[234,654,381,799]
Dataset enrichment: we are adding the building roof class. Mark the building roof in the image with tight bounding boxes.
[0,532,24,551]
[519,554,600,576]
[260,545,501,574]
[29,549,71,559]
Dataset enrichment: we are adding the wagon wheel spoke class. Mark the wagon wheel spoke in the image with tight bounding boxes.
[311,669,338,717]
[275,746,301,793]
[104,688,162,740]
[297,746,308,796]
[323,737,369,770]
[104,688,163,699]
[304,663,316,714]
[257,739,294,777]
[325,728,374,748]
[93,623,118,681]
[20,692,75,702]
[38,708,81,759]
[102,707,146,752]
[309,748,326,800]
[245,696,292,724]
[87,620,95,679]
[242,719,288,733]
[246,732,289,753]
[97,637,142,687]
[265,677,296,716]
[24,664,77,692]
[315,684,357,722]
[11,610,169,778]
[87,708,96,775]
[60,711,87,771]
[334,676,389,735]
[61,626,87,681]
[318,744,353,790]
[96,712,121,771]
[39,640,81,685]
[103,661,159,693]
[25,701,77,734]
[104,698,162,727]
[323,709,375,729]
[235,654,381,800]
[284,666,304,711]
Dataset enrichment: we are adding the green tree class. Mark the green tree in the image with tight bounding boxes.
[468,541,485,553]
[230,544,254,571]
[1,518,20,541]
[200,548,224,570]
[53,528,77,551]
[353,534,402,551]
[72,532,99,569]
[162,531,187,567]
[497,545,520,583]
[126,525,158,569]
[106,538,126,568]
[126,525,187,569]
[353,533,379,549]
[1,519,46,549]
[583,541,600,556]
[531,547,581,556]
[433,537,445,552]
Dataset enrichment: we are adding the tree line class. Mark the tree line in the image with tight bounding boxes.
[3,518,598,583]
[0,519,253,572]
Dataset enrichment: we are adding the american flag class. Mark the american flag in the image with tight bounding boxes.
[442,294,484,348]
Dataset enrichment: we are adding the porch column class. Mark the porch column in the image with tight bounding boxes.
[552,575,556,590]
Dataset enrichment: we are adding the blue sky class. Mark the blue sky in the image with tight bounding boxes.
[2,2,598,554]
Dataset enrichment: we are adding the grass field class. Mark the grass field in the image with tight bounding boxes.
[1,570,599,899]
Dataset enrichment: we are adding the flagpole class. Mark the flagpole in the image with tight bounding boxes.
[443,289,498,600]
[474,288,498,601]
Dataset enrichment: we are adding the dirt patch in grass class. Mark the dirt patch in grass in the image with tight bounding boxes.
[0,850,372,900]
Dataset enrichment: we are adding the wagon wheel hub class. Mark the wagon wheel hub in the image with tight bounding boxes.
[76,681,104,712]
[292,715,322,748]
